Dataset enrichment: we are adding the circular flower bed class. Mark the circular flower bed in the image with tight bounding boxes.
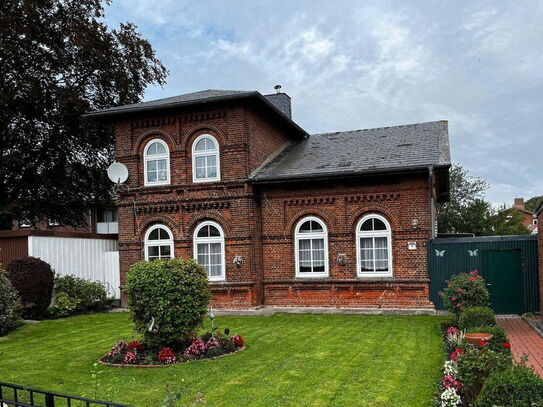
[99,331,245,367]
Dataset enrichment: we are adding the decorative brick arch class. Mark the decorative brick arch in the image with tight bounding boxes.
[348,206,400,232]
[133,129,177,155]
[181,125,227,151]
[286,209,337,236]
[184,211,233,237]
[138,215,180,241]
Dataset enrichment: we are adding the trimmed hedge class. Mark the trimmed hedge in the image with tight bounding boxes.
[7,257,54,319]
[0,269,22,336]
[125,259,211,348]
[458,306,496,331]
[466,326,509,353]
[49,275,111,318]
[475,365,543,407]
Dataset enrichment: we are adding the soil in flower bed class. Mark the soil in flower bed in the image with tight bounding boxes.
[100,332,245,367]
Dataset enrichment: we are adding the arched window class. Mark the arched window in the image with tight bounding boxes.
[192,134,220,182]
[294,217,329,277]
[356,214,392,277]
[144,139,170,186]
[144,224,174,261]
[193,221,225,281]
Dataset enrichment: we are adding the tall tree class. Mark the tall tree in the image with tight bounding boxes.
[438,164,529,236]
[0,0,168,228]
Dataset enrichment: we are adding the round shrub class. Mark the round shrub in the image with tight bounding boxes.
[7,257,54,319]
[466,326,509,352]
[49,274,110,318]
[0,269,22,336]
[475,365,543,407]
[458,306,496,331]
[439,270,490,315]
[125,259,211,348]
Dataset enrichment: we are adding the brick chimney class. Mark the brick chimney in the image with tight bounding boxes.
[264,85,292,119]
[513,198,525,210]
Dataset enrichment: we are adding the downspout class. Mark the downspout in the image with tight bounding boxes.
[428,166,435,239]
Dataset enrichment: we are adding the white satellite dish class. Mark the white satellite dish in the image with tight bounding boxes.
[107,162,129,184]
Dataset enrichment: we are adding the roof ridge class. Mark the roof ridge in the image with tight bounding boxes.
[311,120,448,137]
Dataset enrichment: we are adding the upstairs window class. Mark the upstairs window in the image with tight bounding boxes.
[356,214,393,277]
[294,217,329,277]
[193,221,225,281]
[144,139,170,186]
[192,134,220,182]
[144,224,174,261]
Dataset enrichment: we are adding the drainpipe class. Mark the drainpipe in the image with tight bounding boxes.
[428,166,435,239]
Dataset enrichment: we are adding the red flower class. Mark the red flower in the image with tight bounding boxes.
[503,342,511,349]
[470,271,478,275]
[158,347,177,364]
[479,339,487,345]
[469,277,476,282]
[450,348,463,361]
[451,297,457,302]
[127,341,145,352]
[231,335,244,347]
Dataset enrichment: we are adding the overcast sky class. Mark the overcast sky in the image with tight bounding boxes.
[104,0,543,206]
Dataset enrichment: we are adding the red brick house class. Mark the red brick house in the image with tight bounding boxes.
[509,198,538,234]
[85,89,451,310]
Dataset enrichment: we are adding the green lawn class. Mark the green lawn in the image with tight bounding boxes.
[0,312,446,407]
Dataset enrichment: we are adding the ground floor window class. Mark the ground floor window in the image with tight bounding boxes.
[144,224,174,261]
[356,214,392,277]
[194,221,225,281]
[295,216,329,277]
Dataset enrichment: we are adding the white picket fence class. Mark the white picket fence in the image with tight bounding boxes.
[28,235,121,299]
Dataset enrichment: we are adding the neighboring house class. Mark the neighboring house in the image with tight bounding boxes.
[509,198,538,234]
[85,88,451,309]
[10,207,118,235]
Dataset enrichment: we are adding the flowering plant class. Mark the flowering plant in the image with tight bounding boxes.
[450,348,464,362]
[206,336,219,349]
[231,334,244,347]
[502,342,511,349]
[127,340,145,352]
[158,347,177,364]
[443,360,458,376]
[442,375,463,392]
[124,351,137,364]
[439,270,490,315]
[439,387,462,407]
[184,338,206,359]
[445,331,465,354]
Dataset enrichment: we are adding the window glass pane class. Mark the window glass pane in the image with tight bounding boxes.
[209,242,221,254]
[205,138,216,150]
[373,218,387,230]
[155,142,166,155]
[209,265,221,277]
[210,254,222,265]
[360,219,373,231]
[375,259,388,271]
[375,248,388,260]
[197,243,209,256]
[208,226,221,237]
[299,221,312,233]
[148,229,159,240]
[160,245,171,258]
[157,159,167,170]
[195,138,207,151]
[148,160,157,171]
[148,142,157,155]
[360,260,374,271]
[299,261,312,273]
[148,246,159,257]
[310,221,323,233]
[313,263,325,273]
[197,225,209,238]
[375,237,387,249]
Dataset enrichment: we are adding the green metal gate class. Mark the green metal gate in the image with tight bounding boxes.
[428,235,539,313]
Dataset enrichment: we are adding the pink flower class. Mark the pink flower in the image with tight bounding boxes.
[446,327,459,337]
[451,297,457,302]
[457,288,463,293]
[469,277,476,282]
[124,351,137,364]
[450,348,463,362]
[184,338,206,359]
[206,336,219,349]
[456,303,462,308]
[443,375,463,391]
[470,271,478,276]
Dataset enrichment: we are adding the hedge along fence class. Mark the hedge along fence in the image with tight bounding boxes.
[428,235,539,313]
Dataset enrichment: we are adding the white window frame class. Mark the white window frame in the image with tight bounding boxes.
[193,220,226,281]
[192,134,220,183]
[356,214,393,278]
[144,138,170,186]
[144,224,174,261]
[294,216,329,278]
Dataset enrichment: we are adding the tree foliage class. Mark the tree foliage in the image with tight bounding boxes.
[438,164,529,236]
[0,0,168,228]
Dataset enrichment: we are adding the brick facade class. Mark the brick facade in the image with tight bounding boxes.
[112,98,439,310]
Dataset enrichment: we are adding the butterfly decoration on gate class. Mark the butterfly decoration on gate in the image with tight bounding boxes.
[435,249,446,257]
[468,249,479,257]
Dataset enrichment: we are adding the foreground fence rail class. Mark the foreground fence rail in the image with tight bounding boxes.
[0,381,132,407]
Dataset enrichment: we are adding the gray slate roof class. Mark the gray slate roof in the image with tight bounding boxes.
[251,120,450,182]
[84,90,253,117]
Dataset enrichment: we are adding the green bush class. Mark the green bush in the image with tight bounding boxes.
[458,306,496,331]
[466,326,509,352]
[457,347,513,404]
[49,275,110,318]
[475,364,543,407]
[125,259,211,348]
[0,269,22,336]
[439,271,490,316]
[7,257,54,319]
